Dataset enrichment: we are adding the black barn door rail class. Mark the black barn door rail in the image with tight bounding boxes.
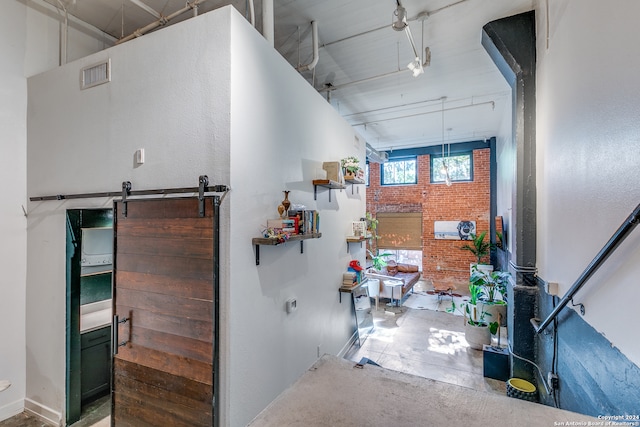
[532,202,640,333]
[29,176,228,203]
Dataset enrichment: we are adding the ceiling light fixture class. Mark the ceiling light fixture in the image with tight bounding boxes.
[440,97,452,186]
[392,1,423,77]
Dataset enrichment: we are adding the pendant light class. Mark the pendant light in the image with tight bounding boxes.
[440,97,452,186]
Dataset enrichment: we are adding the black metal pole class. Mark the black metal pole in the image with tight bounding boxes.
[533,202,640,333]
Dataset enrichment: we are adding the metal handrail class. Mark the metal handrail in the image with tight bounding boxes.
[532,202,640,333]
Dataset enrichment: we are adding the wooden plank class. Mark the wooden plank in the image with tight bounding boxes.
[117,235,213,259]
[114,358,212,401]
[116,271,213,301]
[113,390,211,427]
[116,344,212,385]
[128,325,212,363]
[115,287,212,321]
[116,217,213,239]
[121,198,213,220]
[116,253,212,280]
[116,303,212,342]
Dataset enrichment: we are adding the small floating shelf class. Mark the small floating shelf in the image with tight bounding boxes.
[252,233,322,265]
[312,179,346,202]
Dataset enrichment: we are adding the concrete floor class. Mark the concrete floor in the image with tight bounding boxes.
[343,296,508,396]
[249,283,597,425]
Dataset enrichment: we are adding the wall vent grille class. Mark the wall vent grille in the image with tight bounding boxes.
[81,59,111,90]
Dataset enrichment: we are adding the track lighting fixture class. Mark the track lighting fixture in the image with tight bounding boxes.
[392,1,424,77]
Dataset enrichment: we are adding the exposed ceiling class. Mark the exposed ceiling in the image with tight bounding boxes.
[46,0,533,153]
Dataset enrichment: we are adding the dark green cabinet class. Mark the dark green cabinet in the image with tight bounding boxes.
[80,326,111,403]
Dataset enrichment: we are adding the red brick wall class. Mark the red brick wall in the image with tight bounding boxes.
[366,149,490,288]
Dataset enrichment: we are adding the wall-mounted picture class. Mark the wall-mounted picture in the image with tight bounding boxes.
[434,220,476,240]
[350,221,367,238]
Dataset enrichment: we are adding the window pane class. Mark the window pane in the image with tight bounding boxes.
[431,153,472,182]
[382,158,417,185]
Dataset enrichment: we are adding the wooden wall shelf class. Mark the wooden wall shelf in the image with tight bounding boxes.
[312,180,346,202]
[252,233,322,265]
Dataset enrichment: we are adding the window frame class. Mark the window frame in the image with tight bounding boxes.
[380,156,418,186]
[430,152,473,184]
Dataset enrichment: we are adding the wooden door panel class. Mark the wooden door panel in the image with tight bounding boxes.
[112,197,215,426]
[116,236,213,259]
[115,287,212,321]
[116,254,213,280]
[115,271,213,300]
[116,303,212,342]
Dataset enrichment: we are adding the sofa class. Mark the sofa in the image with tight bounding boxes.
[365,261,421,304]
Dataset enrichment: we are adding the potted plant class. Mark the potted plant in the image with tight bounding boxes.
[341,156,360,180]
[448,296,498,351]
[471,268,510,326]
[460,231,494,274]
[366,249,392,272]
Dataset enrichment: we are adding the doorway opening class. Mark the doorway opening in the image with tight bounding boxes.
[66,209,113,426]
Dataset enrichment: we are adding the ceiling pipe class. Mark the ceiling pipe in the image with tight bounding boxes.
[247,0,255,27]
[297,21,319,72]
[349,100,496,127]
[116,0,210,44]
[262,0,274,46]
[55,0,68,65]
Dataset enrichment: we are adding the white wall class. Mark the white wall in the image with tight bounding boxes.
[0,1,28,420]
[1,1,111,422]
[228,12,365,427]
[26,6,364,425]
[26,8,232,424]
[536,0,640,366]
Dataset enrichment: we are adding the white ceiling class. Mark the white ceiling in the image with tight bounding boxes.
[47,0,534,152]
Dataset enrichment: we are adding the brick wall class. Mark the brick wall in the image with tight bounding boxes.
[366,149,491,288]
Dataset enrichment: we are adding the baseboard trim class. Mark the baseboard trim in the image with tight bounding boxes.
[24,398,61,426]
[337,331,358,358]
[0,399,24,422]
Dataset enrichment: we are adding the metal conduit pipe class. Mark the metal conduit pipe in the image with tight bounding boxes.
[262,0,274,46]
[55,0,68,65]
[297,21,319,72]
[248,0,255,26]
[116,0,211,45]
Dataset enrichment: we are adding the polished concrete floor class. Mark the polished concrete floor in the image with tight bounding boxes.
[344,283,508,396]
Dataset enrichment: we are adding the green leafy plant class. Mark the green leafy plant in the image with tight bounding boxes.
[367,249,392,271]
[340,156,360,174]
[470,268,511,304]
[460,231,495,264]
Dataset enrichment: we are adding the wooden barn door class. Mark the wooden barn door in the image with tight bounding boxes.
[111,197,219,427]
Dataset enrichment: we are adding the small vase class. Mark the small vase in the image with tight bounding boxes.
[281,191,291,214]
[277,204,285,218]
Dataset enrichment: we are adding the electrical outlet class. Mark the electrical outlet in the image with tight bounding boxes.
[548,372,559,390]
[546,281,559,296]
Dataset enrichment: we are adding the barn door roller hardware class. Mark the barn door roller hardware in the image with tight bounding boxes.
[199,175,209,217]
[122,181,132,217]
[29,176,230,212]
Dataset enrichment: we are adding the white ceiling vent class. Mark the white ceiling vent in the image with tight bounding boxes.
[81,59,111,90]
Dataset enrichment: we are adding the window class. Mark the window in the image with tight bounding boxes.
[376,249,422,271]
[376,212,422,250]
[431,153,472,183]
[365,163,370,186]
[381,158,417,185]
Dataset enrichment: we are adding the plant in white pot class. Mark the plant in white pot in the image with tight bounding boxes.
[448,297,498,351]
[460,231,495,275]
[471,268,511,327]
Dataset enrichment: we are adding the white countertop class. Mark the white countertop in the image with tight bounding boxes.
[80,299,112,333]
